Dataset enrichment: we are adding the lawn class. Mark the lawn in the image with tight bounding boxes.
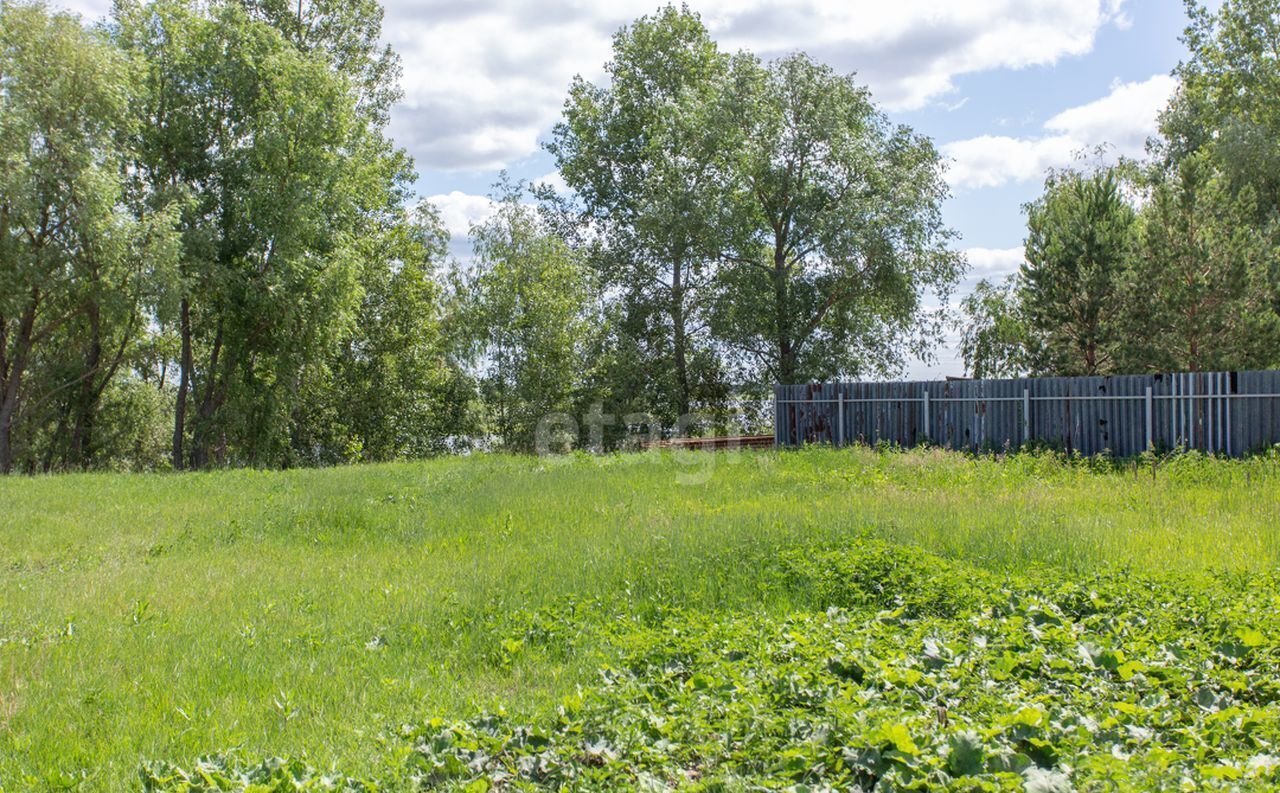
[2,447,1279,790]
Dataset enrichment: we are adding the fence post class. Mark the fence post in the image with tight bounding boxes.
[922,389,930,442]
[1218,373,1228,455]
[1145,386,1153,451]
[773,389,779,447]
[837,391,844,447]
[1022,388,1031,447]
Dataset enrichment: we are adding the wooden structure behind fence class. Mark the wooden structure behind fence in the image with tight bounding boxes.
[774,370,1280,457]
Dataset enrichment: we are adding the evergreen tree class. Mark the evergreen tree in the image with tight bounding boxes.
[1020,169,1135,376]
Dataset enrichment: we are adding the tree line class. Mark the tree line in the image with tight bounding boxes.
[1,0,471,472]
[959,0,1280,381]
[1,1,960,470]
[3,0,1275,472]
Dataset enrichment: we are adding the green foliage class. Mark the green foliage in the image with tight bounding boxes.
[978,0,1280,379]
[1021,167,1136,376]
[453,183,598,451]
[4,446,1280,788]
[0,1,180,473]
[957,276,1031,379]
[1121,154,1280,372]
[988,154,1280,378]
[142,539,1280,790]
[140,756,372,792]
[1163,0,1280,216]
[547,5,735,422]
[236,0,403,126]
[113,0,432,469]
[89,374,175,471]
[550,8,962,407]
[297,205,473,464]
[713,53,962,385]
[778,539,993,617]
[180,2,344,462]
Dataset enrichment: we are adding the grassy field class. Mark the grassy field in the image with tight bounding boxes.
[2,446,1279,790]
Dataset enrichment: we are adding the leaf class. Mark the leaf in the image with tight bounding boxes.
[873,723,919,756]
[946,731,985,777]
[1236,628,1265,648]
[1007,707,1047,729]
[1116,660,1146,681]
[1194,686,1227,713]
[1023,767,1073,793]
[1200,764,1243,781]
[826,657,866,683]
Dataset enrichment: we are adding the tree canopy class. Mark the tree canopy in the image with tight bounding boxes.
[8,0,1276,471]
[712,52,961,385]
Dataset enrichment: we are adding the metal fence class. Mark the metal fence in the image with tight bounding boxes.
[774,370,1280,457]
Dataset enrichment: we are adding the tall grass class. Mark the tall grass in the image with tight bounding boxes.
[1,446,1276,788]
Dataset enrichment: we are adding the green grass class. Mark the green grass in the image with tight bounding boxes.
[2,446,1278,789]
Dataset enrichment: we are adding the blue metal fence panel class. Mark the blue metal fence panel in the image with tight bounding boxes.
[774,370,1280,457]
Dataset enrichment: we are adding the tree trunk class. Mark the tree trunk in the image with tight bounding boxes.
[0,304,37,475]
[670,257,691,417]
[172,297,192,470]
[0,405,13,475]
[69,302,103,468]
[773,243,795,384]
[0,395,15,475]
[190,320,224,469]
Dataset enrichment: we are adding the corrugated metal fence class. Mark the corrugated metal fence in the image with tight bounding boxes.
[774,370,1280,457]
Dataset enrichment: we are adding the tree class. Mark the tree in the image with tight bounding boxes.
[116,0,413,468]
[298,204,474,463]
[712,53,962,385]
[1157,0,1280,342]
[0,2,177,473]
[1120,155,1280,372]
[547,5,734,422]
[1162,0,1280,217]
[957,276,1031,379]
[27,206,180,471]
[1020,168,1136,376]
[235,0,402,126]
[453,186,596,452]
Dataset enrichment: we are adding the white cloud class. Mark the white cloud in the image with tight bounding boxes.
[705,0,1128,109]
[386,0,1132,170]
[49,0,106,17]
[944,73,1176,191]
[57,0,1135,175]
[425,191,499,238]
[1044,74,1176,151]
[535,170,571,196]
[944,135,1080,191]
[965,247,1025,279]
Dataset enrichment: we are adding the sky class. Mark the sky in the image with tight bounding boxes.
[64,0,1193,379]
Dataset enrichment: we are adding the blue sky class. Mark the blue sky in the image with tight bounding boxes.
[64,0,1195,377]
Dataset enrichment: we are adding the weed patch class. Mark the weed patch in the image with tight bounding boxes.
[143,544,1280,790]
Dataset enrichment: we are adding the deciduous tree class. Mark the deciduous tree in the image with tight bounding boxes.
[453,185,596,451]
[0,2,177,473]
[957,276,1031,379]
[713,53,962,385]
[116,0,414,468]
[547,5,733,421]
